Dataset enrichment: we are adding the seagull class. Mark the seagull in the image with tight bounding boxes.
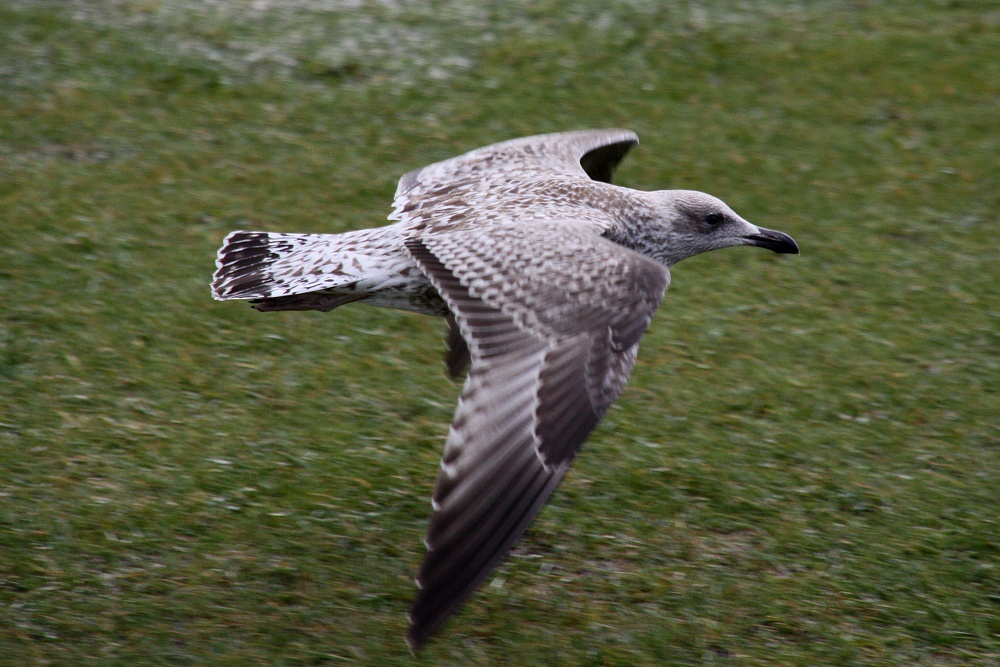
[211,129,798,649]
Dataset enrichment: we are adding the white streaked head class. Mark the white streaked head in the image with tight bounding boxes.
[639,190,798,267]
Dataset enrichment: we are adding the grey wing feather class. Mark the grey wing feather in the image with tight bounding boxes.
[444,315,471,379]
[392,129,638,222]
[403,220,669,648]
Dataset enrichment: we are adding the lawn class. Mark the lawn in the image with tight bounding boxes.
[1,1,998,664]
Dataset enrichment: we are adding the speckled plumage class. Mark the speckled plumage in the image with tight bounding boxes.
[211,129,799,649]
[213,130,644,315]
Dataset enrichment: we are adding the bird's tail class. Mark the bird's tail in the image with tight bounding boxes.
[211,231,366,308]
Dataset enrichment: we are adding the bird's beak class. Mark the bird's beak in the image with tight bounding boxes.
[743,227,799,254]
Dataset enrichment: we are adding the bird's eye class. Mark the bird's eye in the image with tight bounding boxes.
[705,212,724,225]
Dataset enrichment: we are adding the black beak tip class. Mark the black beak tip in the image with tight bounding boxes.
[745,228,799,255]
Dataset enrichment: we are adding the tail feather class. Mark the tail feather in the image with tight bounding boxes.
[212,231,363,301]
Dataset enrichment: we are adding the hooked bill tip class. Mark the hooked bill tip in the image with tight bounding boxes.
[744,227,799,254]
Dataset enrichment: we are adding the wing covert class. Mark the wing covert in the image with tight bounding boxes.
[391,130,639,226]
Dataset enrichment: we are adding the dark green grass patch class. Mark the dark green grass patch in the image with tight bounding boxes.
[2,1,998,664]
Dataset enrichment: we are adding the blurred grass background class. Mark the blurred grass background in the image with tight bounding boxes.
[1,0,998,664]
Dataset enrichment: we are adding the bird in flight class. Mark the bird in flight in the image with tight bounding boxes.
[211,129,798,649]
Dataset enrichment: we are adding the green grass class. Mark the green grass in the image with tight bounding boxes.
[2,0,998,664]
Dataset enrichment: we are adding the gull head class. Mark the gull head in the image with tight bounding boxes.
[642,190,799,267]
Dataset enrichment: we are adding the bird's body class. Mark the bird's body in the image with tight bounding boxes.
[211,129,798,648]
[214,130,653,316]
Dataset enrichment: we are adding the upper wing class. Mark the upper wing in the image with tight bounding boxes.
[403,220,669,648]
[391,129,638,226]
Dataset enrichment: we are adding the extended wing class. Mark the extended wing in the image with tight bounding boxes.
[391,129,639,228]
[403,219,669,647]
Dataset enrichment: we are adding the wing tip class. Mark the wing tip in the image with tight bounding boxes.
[406,602,446,654]
[406,606,435,653]
[405,627,426,654]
